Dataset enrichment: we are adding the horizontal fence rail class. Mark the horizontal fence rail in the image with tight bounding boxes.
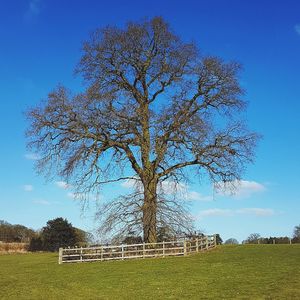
[58,235,217,264]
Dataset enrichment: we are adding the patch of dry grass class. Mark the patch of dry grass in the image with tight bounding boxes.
[0,242,28,253]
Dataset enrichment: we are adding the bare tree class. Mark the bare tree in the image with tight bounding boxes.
[244,233,261,244]
[96,185,194,242]
[26,17,258,243]
[224,238,239,245]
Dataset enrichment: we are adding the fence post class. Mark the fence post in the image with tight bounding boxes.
[196,238,199,252]
[184,240,187,256]
[143,243,145,258]
[163,241,165,257]
[290,238,292,244]
[80,247,83,262]
[101,246,103,261]
[273,239,275,245]
[58,247,63,264]
[214,234,217,247]
[122,245,124,260]
[206,237,209,250]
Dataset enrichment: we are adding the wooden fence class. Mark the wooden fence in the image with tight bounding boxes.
[58,235,216,264]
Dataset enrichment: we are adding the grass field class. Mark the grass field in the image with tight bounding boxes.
[0,245,299,299]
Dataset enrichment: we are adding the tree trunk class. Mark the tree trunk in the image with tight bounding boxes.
[142,176,158,244]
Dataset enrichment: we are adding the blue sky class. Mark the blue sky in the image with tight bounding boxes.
[0,0,299,242]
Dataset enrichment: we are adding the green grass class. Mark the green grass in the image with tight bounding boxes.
[0,245,299,299]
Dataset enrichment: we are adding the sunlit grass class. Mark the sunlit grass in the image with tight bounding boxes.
[0,245,299,299]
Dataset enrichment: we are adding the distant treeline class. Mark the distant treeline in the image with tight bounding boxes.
[0,220,35,243]
[0,218,93,252]
[242,230,300,244]
[244,236,295,244]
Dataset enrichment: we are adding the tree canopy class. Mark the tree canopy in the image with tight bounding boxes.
[244,233,261,244]
[292,224,300,243]
[41,218,77,252]
[28,218,91,251]
[224,238,239,245]
[0,220,35,243]
[27,17,258,243]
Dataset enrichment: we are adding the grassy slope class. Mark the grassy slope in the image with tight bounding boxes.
[0,245,299,299]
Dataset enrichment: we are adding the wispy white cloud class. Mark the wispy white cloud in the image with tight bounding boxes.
[67,192,99,201]
[33,199,50,205]
[121,178,140,189]
[24,153,40,160]
[295,24,300,35]
[197,207,275,219]
[121,178,265,201]
[161,182,213,202]
[24,0,42,21]
[23,184,33,192]
[215,180,266,199]
[185,190,213,202]
[159,181,185,196]
[67,192,74,198]
[67,192,82,200]
[236,208,275,217]
[56,182,97,200]
[55,181,70,189]
[198,208,234,218]
[121,178,213,202]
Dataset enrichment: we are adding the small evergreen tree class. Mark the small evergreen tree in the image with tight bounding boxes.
[41,218,77,252]
[28,236,43,251]
[216,234,223,245]
[292,225,300,243]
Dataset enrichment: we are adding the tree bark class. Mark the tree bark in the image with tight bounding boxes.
[142,176,158,243]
